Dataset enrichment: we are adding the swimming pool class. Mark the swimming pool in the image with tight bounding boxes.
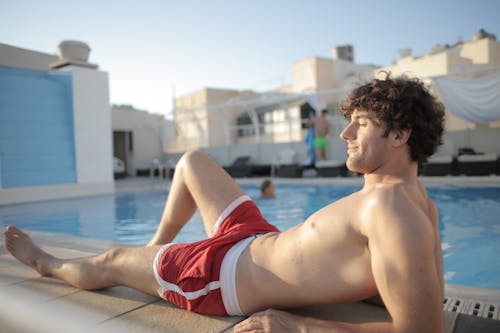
[1,183,499,289]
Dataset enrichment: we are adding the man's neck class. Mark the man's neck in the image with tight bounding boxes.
[363,158,419,187]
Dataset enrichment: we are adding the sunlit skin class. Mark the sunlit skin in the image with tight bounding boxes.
[3,108,444,333]
[343,111,391,174]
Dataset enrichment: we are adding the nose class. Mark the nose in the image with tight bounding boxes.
[340,122,355,141]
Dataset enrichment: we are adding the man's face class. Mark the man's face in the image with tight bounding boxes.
[339,109,390,174]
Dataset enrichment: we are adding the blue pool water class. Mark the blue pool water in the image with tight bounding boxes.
[1,184,499,289]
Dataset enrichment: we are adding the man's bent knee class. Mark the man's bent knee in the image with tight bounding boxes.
[176,150,204,172]
[182,150,208,166]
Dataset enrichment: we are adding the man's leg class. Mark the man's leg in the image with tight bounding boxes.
[3,150,245,295]
[148,150,245,245]
[4,226,161,297]
[314,148,325,161]
[320,148,327,160]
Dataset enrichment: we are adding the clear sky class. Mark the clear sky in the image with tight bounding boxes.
[1,0,499,117]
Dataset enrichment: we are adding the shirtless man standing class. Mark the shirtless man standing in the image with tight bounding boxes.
[4,75,445,332]
[309,109,331,160]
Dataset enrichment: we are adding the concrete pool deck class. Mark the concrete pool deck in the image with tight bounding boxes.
[1,176,499,332]
[1,231,499,332]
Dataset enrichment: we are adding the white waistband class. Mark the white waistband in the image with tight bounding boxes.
[210,195,251,237]
[220,235,254,316]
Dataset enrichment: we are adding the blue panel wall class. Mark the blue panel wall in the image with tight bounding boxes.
[0,65,77,188]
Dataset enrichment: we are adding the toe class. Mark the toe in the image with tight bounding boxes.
[7,225,23,235]
[7,226,27,239]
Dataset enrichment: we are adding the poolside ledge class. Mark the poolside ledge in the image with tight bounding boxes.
[1,231,499,332]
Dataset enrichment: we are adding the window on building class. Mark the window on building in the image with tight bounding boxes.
[236,113,254,137]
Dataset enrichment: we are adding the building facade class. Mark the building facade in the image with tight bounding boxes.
[169,30,500,164]
[376,29,500,157]
[0,42,114,204]
[169,44,377,165]
[112,104,173,176]
[377,30,500,131]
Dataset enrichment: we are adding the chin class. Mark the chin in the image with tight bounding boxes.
[346,160,360,173]
[347,157,373,174]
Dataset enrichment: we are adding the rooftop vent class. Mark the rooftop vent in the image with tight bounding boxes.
[333,45,354,62]
[430,44,450,54]
[472,28,497,41]
[50,40,98,69]
[398,48,412,59]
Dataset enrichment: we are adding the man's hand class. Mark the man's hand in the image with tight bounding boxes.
[233,309,305,333]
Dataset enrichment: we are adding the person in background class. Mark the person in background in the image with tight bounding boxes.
[259,179,276,199]
[309,109,330,161]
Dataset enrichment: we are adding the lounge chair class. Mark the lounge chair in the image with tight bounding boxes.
[224,156,253,178]
[250,164,272,177]
[166,158,178,179]
[457,153,498,176]
[150,158,167,178]
[316,160,347,177]
[422,138,457,176]
[271,148,302,178]
[423,155,456,176]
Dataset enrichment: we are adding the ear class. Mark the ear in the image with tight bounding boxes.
[390,128,411,147]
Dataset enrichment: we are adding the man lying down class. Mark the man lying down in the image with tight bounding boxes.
[4,74,446,333]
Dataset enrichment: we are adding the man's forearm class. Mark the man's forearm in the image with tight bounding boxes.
[233,309,397,333]
[300,316,395,333]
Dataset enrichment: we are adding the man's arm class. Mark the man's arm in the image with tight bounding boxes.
[233,308,392,333]
[363,193,444,332]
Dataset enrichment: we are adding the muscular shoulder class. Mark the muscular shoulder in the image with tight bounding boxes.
[359,183,435,248]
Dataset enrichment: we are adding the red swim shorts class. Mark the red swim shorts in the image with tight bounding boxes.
[153,195,279,316]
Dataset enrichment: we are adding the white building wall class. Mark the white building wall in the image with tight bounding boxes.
[331,58,375,83]
[64,66,114,184]
[0,43,57,70]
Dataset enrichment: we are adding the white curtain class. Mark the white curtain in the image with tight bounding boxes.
[431,72,500,123]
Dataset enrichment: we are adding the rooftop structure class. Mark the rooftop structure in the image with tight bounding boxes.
[0,42,113,204]
[169,29,500,166]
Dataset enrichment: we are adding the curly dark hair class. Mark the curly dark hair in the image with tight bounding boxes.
[340,73,445,164]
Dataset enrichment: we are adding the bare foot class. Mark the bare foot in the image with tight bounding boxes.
[3,226,53,276]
